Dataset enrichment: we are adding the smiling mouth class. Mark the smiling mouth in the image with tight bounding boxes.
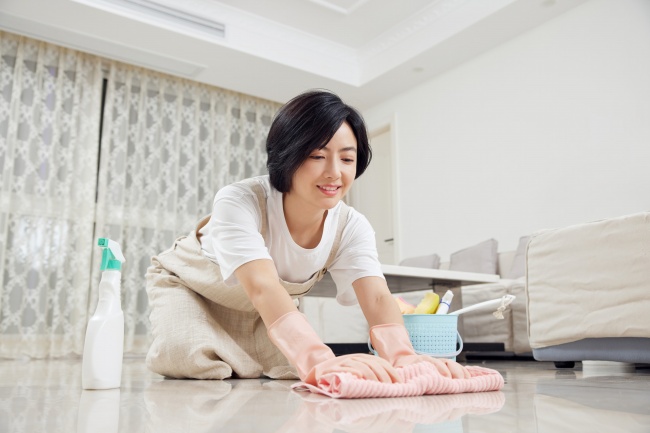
[318,185,341,195]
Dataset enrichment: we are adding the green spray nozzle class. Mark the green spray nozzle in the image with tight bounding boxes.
[98,238,126,271]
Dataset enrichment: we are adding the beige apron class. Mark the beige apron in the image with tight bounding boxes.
[145,178,350,379]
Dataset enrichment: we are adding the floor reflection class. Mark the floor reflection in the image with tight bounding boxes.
[286,391,504,433]
[533,365,650,433]
[144,379,296,433]
[0,359,649,433]
[142,378,504,433]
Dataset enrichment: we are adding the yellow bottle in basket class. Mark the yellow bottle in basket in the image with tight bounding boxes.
[414,292,440,314]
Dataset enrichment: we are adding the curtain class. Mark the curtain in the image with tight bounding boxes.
[0,32,104,357]
[93,63,278,354]
[0,30,280,357]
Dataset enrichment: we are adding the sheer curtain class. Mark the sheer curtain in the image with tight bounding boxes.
[0,32,104,357]
[93,63,278,353]
[0,30,280,357]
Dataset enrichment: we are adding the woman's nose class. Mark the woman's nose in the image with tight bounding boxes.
[324,159,341,179]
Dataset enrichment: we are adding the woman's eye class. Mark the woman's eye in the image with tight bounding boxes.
[310,155,324,160]
[342,158,355,163]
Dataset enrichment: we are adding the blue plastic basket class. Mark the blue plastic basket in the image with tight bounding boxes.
[402,314,463,360]
[368,314,463,360]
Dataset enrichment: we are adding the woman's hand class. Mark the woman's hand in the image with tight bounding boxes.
[393,355,470,379]
[307,353,402,385]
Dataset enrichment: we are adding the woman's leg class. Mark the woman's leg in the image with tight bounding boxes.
[146,237,298,380]
[145,263,235,379]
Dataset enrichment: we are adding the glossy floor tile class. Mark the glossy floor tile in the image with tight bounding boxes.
[1,358,649,432]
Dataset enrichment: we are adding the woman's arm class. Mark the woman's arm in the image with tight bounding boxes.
[236,260,400,383]
[235,258,335,381]
[352,276,403,327]
[234,258,297,326]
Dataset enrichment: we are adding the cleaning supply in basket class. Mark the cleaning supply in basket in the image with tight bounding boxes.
[413,292,440,314]
[435,290,454,315]
[82,238,125,390]
[450,294,515,319]
[382,295,516,360]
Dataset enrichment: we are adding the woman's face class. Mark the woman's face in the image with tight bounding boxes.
[288,121,358,212]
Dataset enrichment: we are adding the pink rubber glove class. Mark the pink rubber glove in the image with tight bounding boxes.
[267,311,336,381]
[305,354,401,385]
[369,323,470,379]
[268,312,401,385]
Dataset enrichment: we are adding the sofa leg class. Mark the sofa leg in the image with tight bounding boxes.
[553,361,576,369]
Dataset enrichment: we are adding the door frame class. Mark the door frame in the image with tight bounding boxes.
[350,113,402,264]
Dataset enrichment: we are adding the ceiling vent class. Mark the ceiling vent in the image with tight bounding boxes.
[109,0,226,38]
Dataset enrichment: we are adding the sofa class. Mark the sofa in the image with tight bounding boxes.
[300,237,534,356]
[525,211,650,365]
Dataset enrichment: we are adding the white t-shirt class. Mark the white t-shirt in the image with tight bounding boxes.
[199,175,384,305]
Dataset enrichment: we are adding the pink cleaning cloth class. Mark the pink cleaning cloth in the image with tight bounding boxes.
[292,362,504,399]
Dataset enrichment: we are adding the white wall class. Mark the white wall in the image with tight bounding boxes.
[362,0,650,261]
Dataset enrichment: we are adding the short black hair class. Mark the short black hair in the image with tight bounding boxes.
[266,89,372,193]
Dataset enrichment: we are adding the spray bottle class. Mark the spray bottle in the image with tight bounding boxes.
[82,238,125,390]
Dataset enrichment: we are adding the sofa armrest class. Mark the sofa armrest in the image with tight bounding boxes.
[526,212,650,349]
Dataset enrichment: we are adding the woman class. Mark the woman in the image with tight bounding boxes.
[145,90,469,384]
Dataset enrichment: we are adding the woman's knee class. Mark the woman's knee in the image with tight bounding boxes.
[146,341,233,379]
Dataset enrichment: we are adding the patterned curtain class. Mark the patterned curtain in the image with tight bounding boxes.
[0,30,280,357]
[89,60,278,354]
[0,32,103,357]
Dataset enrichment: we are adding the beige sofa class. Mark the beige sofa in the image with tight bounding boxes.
[526,211,650,364]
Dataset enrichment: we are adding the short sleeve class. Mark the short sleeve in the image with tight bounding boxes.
[203,185,272,284]
[328,210,385,305]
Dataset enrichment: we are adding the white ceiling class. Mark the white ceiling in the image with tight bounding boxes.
[212,0,437,47]
[0,0,589,108]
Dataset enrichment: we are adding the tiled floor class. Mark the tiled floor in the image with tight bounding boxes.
[1,357,649,432]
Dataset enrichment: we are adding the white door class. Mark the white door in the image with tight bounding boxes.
[349,128,396,264]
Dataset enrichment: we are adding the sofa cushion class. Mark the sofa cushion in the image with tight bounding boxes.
[399,253,441,269]
[449,239,498,274]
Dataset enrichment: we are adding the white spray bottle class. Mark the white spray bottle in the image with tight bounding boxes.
[82,238,125,390]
